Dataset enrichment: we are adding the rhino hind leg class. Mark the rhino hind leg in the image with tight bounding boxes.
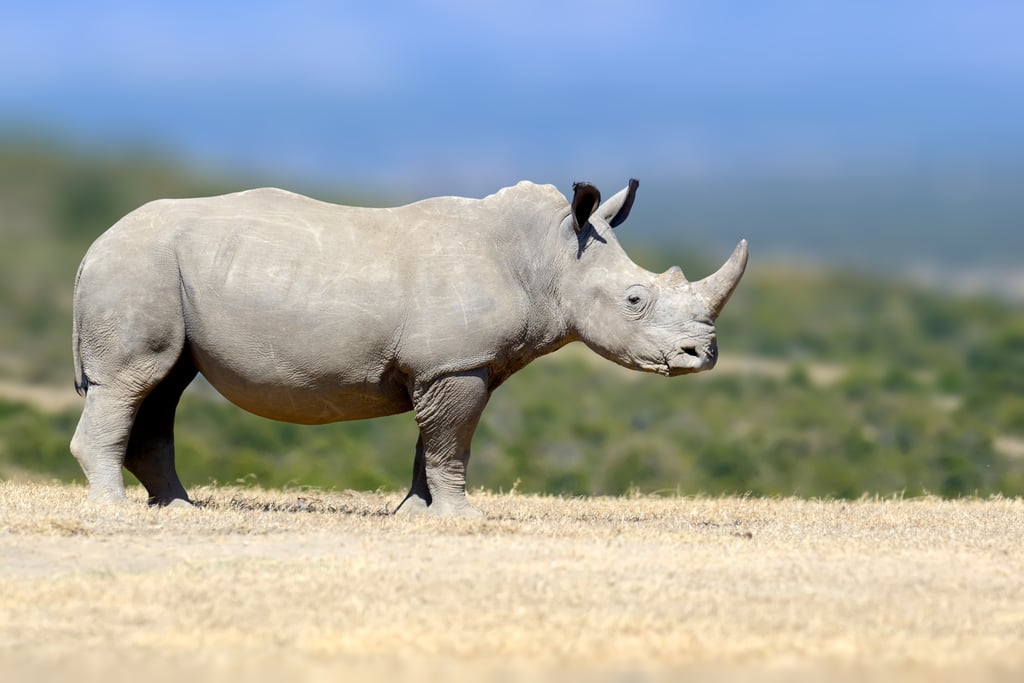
[71,252,188,504]
[395,369,490,518]
[70,384,142,503]
[123,352,197,506]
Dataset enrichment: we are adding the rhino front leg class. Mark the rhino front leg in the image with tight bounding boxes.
[395,369,490,517]
[399,436,431,513]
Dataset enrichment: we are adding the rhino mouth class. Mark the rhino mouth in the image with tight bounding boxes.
[663,341,718,376]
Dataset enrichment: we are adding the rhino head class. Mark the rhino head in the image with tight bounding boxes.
[561,179,748,376]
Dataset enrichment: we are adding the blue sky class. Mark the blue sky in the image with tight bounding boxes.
[2,2,1023,266]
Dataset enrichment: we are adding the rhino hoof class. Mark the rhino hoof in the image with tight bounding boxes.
[148,497,193,509]
[393,495,483,518]
[393,495,430,516]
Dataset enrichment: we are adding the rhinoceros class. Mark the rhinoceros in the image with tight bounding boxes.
[71,179,747,515]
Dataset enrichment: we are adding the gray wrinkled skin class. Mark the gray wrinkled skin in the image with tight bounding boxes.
[71,180,748,516]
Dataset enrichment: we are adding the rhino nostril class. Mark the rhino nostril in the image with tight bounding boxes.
[681,346,700,358]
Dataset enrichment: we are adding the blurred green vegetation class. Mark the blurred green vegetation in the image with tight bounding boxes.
[2,142,1023,497]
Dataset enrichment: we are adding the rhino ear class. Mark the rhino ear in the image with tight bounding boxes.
[598,178,639,228]
[571,182,602,234]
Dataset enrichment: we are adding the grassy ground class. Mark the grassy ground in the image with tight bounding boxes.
[1,482,1022,682]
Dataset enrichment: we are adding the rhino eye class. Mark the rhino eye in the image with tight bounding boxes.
[624,286,650,316]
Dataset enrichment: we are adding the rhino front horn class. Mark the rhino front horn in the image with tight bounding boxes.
[695,239,748,318]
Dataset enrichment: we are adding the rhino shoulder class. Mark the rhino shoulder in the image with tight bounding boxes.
[484,180,565,205]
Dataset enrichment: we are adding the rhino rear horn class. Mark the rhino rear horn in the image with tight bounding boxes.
[571,182,601,234]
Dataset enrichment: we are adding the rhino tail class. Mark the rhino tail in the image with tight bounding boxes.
[72,258,88,397]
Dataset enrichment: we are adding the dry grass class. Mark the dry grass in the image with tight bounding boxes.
[1,482,1022,682]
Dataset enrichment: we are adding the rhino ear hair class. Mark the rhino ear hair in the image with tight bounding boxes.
[599,178,639,228]
[571,182,602,234]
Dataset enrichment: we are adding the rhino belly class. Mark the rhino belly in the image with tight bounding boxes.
[191,349,413,424]
[183,312,413,425]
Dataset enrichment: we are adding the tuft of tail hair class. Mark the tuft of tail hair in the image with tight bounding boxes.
[72,258,89,397]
